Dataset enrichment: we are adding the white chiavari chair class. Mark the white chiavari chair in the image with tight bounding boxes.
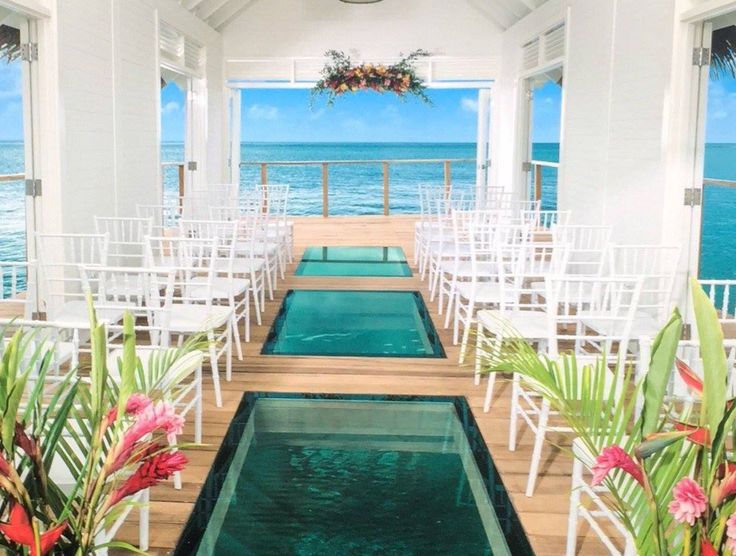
[454,221,530,364]
[94,216,153,268]
[36,232,132,328]
[416,184,448,270]
[475,240,570,396]
[511,275,643,496]
[180,218,250,348]
[145,236,233,407]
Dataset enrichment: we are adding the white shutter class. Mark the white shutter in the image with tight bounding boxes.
[159,21,205,78]
[543,23,565,61]
[522,38,540,71]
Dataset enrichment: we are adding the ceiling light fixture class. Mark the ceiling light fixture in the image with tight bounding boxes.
[339,0,384,4]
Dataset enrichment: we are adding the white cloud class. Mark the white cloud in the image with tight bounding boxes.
[247,103,280,120]
[460,97,479,113]
[162,101,181,115]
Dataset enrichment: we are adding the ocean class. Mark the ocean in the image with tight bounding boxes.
[0,142,734,280]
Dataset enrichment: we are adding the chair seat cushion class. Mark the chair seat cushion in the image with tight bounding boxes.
[169,304,232,333]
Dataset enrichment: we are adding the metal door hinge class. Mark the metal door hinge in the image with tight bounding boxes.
[682,323,692,341]
[21,43,38,62]
[522,161,533,172]
[188,161,198,171]
[525,90,534,101]
[693,47,711,67]
[684,188,702,206]
[25,179,42,197]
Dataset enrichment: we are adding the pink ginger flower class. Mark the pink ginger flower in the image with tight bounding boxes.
[110,402,184,472]
[590,445,644,487]
[107,451,188,507]
[726,513,736,554]
[104,394,154,428]
[125,394,153,415]
[668,477,707,526]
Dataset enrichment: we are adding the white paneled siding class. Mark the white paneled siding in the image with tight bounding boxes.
[34,0,224,235]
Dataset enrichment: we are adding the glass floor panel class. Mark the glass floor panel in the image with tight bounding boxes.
[261,290,444,357]
[296,246,412,277]
[174,394,533,556]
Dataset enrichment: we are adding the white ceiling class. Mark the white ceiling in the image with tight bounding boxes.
[180,0,550,32]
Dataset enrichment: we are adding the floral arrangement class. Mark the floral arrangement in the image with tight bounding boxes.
[0,306,203,555]
[311,49,431,105]
[483,279,736,555]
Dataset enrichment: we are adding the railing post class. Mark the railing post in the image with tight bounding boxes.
[260,163,268,185]
[444,160,451,198]
[534,163,542,202]
[178,163,185,214]
[322,163,329,218]
[383,162,390,216]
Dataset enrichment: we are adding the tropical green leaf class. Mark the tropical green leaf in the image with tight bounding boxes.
[690,278,728,450]
[640,309,682,438]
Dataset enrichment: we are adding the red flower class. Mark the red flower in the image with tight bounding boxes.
[701,537,718,556]
[14,424,38,459]
[108,451,187,507]
[0,503,66,556]
[0,453,10,477]
[674,421,711,446]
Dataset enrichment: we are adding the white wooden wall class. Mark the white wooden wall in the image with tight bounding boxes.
[27,0,225,235]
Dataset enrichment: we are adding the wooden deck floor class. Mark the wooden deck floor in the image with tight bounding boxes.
[113,215,610,555]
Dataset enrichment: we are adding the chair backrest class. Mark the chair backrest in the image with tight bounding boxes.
[609,245,681,325]
[521,209,571,229]
[36,233,109,318]
[94,216,153,267]
[552,224,612,275]
[145,236,217,307]
[0,261,35,319]
[81,265,176,346]
[0,318,82,375]
[545,275,643,361]
[179,219,238,276]
[136,204,179,235]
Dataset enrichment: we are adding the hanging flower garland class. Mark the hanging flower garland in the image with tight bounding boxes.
[312,49,432,106]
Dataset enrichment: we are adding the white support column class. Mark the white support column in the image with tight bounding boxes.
[475,88,492,205]
[187,76,209,192]
[229,87,241,186]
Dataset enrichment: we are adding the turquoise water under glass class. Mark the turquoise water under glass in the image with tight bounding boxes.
[262,290,444,357]
[296,246,412,277]
[174,394,533,556]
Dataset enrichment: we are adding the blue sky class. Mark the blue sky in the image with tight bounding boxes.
[0,60,733,144]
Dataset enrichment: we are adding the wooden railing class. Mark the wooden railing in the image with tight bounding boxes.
[529,160,560,202]
[0,173,24,183]
[704,177,736,188]
[240,158,484,217]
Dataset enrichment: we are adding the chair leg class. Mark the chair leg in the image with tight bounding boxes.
[226,320,233,382]
[139,488,150,551]
[231,311,244,361]
[194,365,203,444]
[526,400,550,497]
[168,432,182,490]
[475,321,484,386]
[565,457,584,556]
[459,302,474,364]
[207,330,222,408]
[509,376,520,451]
